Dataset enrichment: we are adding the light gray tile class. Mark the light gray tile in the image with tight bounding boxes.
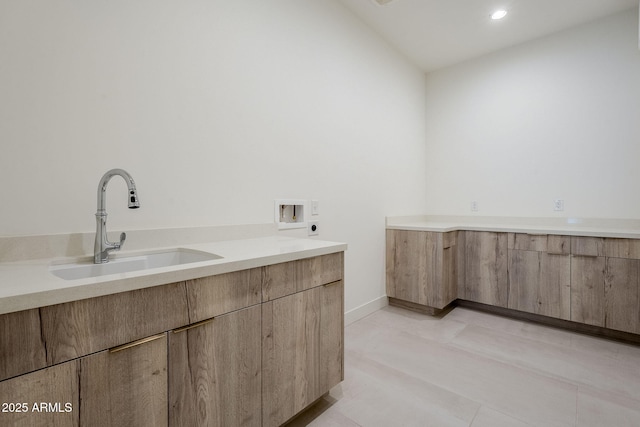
[471,406,531,427]
[334,352,477,427]
[299,306,640,427]
[450,323,640,402]
[356,328,577,426]
[577,387,640,427]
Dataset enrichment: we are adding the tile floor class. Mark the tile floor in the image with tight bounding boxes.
[287,305,640,427]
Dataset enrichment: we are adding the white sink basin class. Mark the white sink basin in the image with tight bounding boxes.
[50,249,222,280]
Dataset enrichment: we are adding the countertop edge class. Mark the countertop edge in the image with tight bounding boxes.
[386,216,640,239]
[0,237,347,316]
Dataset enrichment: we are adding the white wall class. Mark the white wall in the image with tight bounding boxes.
[0,1,429,313]
[425,9,640,219]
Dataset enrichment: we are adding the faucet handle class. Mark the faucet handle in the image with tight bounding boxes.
[119,232,126,249]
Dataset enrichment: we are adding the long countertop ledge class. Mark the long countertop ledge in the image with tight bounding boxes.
[386,215,640,239]
[0,236,347,315]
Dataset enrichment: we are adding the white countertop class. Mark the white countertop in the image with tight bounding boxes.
[386,215,640,239]
[0,236,347,315]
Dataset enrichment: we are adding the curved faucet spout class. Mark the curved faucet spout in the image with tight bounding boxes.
[94,169,140,264]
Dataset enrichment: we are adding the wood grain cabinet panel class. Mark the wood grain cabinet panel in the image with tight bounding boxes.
[262,253,343,301]
[0,360,79,427]
[508,250,570,320]
[571,256,606,327]
[571,253,640,333]
[80,334,168,427]
[464,231,508,307]
[508,233,570,255]
[507,233,571,320]
[0,308,46,381]
[40,282,189,365]
[320,281,344,393]
[262,287,322,427]
[604,257,639,334]
[168,305,262,427]
[386,229,457,309]
[185,268,261,323]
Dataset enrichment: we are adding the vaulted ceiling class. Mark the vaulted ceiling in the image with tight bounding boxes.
[337,0,639,71]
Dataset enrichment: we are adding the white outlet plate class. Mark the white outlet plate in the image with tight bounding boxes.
[308,220,319,236]
[554,199,564,211]
[471,201,479,212]
[311,200,319,216]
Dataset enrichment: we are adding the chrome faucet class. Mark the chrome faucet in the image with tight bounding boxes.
[94,169,140,263]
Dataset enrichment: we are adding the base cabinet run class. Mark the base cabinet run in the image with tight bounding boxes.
[387,229,640,336]
[0,252,344,427]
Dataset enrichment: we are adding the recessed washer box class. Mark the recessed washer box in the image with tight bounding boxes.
[275,199,306,230]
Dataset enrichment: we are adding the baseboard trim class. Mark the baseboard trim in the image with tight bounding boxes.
[345,295,388,326]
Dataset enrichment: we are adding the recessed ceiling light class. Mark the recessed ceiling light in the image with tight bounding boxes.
[491,10,508,20]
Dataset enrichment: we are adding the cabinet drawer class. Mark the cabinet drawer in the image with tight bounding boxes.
[262,253,343,301]
[185,268,261,323]
[41,282,189,365]
[572,237,640,259]
[603,238,640,259]
[508,233,570,254]
[571,237,605,257]
[0,309,47,381]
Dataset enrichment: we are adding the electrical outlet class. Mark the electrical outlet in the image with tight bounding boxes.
[471,201,479,212]
[308,220,319,236]
[553,199,564,212]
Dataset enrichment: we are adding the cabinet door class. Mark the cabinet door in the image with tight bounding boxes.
[169,305,261,427]
[604,257,639,334]
[571,256,606,327]
[262,287,322,427]
[508,250,570,320]
[320,281,344,393]
[0,360,79,427]
[79,333,168,427]
[386,230,456,309]
[464,231,508,307]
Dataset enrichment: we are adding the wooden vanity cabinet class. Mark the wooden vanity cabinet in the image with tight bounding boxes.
[169,305,262,427]
[571,237,640,333]
[507,233,571,320]
[0,252,345,427]
[386,229,458,310]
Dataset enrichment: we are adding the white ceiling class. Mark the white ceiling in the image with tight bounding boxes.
[337,0,639,72]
